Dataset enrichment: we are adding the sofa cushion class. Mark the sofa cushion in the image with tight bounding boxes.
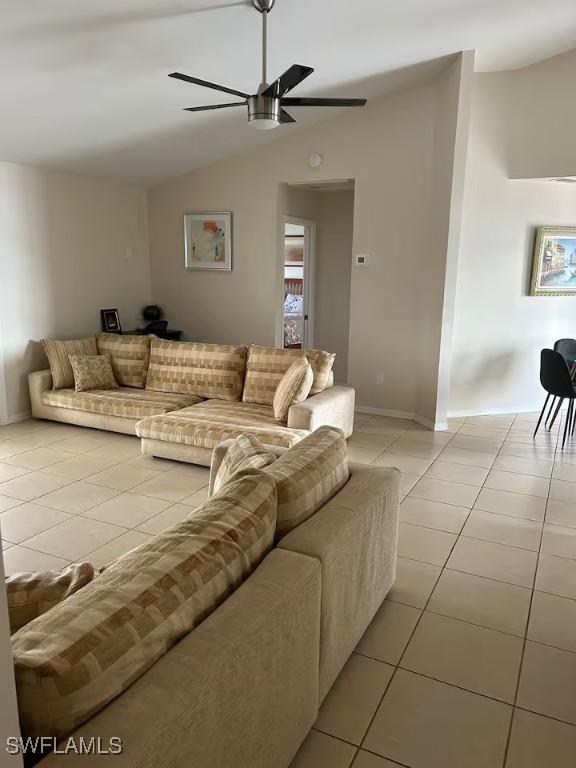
[42,337,98,390]
[96,333,151,389]
[266,425,349,539]
[146,338,247,401]
[7,563,95,635]
[212,434,277,495]
[69,354,118,392]
[12,471,278,741]
[273,358,314,423]
[243,345,335,406]
[42,387,202,420]
[136,400,308,450]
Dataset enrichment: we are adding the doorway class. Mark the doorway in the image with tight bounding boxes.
[282,217,316,349]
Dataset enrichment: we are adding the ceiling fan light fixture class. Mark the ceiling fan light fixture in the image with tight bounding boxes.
[250,117,280,130]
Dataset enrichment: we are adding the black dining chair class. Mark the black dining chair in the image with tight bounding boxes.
[534,349,576,448]
[545,339,576,431]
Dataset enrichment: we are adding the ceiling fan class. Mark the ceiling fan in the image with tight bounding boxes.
[169,0,367,130]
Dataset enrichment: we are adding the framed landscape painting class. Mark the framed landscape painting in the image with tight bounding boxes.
[531,226,576,296]
[184,212,232,271]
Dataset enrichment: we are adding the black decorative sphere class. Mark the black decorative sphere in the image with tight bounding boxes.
[142,304,163,322]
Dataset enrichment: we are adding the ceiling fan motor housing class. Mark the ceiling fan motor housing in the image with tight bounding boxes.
[248,93,281,128]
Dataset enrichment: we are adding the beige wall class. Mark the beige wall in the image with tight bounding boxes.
[148,54,471,425]
[281,185,354,383]
[450,51,576,415]
[0,162,150,421]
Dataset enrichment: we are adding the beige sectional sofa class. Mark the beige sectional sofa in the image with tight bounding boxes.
[29,335,355,465]
[12,429,400,768]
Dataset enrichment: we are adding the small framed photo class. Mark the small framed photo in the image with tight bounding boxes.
[531,226,576,296]
[101,308,122,333]
[184,212,232,271]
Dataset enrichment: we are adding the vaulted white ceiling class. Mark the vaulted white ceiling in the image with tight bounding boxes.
[1,0,574,185]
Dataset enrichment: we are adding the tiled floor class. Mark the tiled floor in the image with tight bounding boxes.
[2,412,576,766]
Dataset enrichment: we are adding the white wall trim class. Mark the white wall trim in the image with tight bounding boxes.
[355,405,448,432]
[448,404,541,418]
[2,410,32,425]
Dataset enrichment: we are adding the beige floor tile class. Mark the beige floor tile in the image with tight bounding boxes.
[370,452,432,475]
[528,590,576,653]
[364,670,511,768]
[3,447,73,470]
[506,708,576,768]
[47,454,119,480]
[398,523,457,566]
[289,730,356,768]
[352,752,400,768]
[49,433,117,454]
[348,433,396,451]
[437,446,496,469]
[505,431,557,447]
[0,471,72,501]
[550,479,576,503]
[545,498,576,528]
[7,431,66,450]
[347,446,383,464]
[179,486,209,508]
[499,442,556,460]
[38,481,119,514]
[88,440,142,461]
[461,510,542,551]
[136,504,197,534]
[2,539,12,551]
[122,455,182,473]
[447,537,537,588]
[398,472,419,497]
[356,601,421,665]
[386,439,443,459]
[1,544,70,576]
[0,441,30,460]
[552,461,576,482]
[409,477,480,508]
[474,488,546,522]
[451,434,505,453]
[24,516,126,560]
[167,463,211,481]
[401,612,523,702]
[517,641,576,725]
[457,425,509,440]
[0,494,22,513]
[87,465,162,492]
[84,530,153,569]
[424,461,489,487]
[535,553,576,600]
[484,470,549,498]
[493,454,553,478]
[0,463,30,482]
[132,472,208,502]
[402,428,453,446]
[315,654,393,745]
[387,557,441,609]
[541,523,576,559]
[400,497,469,534]
[82,493,172,528]
[427,569,531,636]
[0,502,71,543]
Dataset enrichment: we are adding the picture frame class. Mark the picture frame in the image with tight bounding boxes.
[100,308,122,333]
[530,226,576,296]
[184,212,232,271]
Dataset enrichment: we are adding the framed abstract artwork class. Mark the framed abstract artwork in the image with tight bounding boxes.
[531,226,576,296]
[184,212,232,271]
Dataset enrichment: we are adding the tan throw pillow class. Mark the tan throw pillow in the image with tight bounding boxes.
[42,337,98,389]
[266,425,349,539]
[68,354,118,392]
[96,333,151,388]
[12,471,277,741]
[273,358,314,423]
[212,434,277,495]
[7,563,95,635]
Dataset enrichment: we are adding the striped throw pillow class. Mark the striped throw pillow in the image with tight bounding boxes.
[7,563,95,635]
[68,354,118,392]
[266,425,349,539]
[212,434,277,495]
[146,338,248,401]
[273,358,314,423]
[12,471,277,741]
[243,345,335,405]
[96,333,151,388]
[42,337,98,389]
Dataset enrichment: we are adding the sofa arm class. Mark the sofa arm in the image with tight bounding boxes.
[287,385,355,438]
[28,369,53,417]
[278,463,400,701]
[209,441,286,497]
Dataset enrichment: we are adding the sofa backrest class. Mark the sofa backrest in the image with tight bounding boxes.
[96,333,151,389]
[146,338,248,401]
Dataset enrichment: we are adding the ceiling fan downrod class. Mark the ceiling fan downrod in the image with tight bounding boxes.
[252,0,276,88]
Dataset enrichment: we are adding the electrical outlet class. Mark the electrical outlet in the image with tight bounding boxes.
[355,253,369,267]
[376,373,385,386]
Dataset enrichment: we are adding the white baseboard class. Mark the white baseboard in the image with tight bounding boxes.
[355,406,448,432]
[448,405,542,418]
[1,410,32,426]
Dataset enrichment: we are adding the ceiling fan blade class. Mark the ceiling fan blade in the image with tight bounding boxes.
[169,72,250,99]
[183,102,246,112]
[279,108,296,124]
[262,64,314,98]
[282,97,367,107]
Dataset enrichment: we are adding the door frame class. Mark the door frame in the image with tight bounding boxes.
[276,215,316,349]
